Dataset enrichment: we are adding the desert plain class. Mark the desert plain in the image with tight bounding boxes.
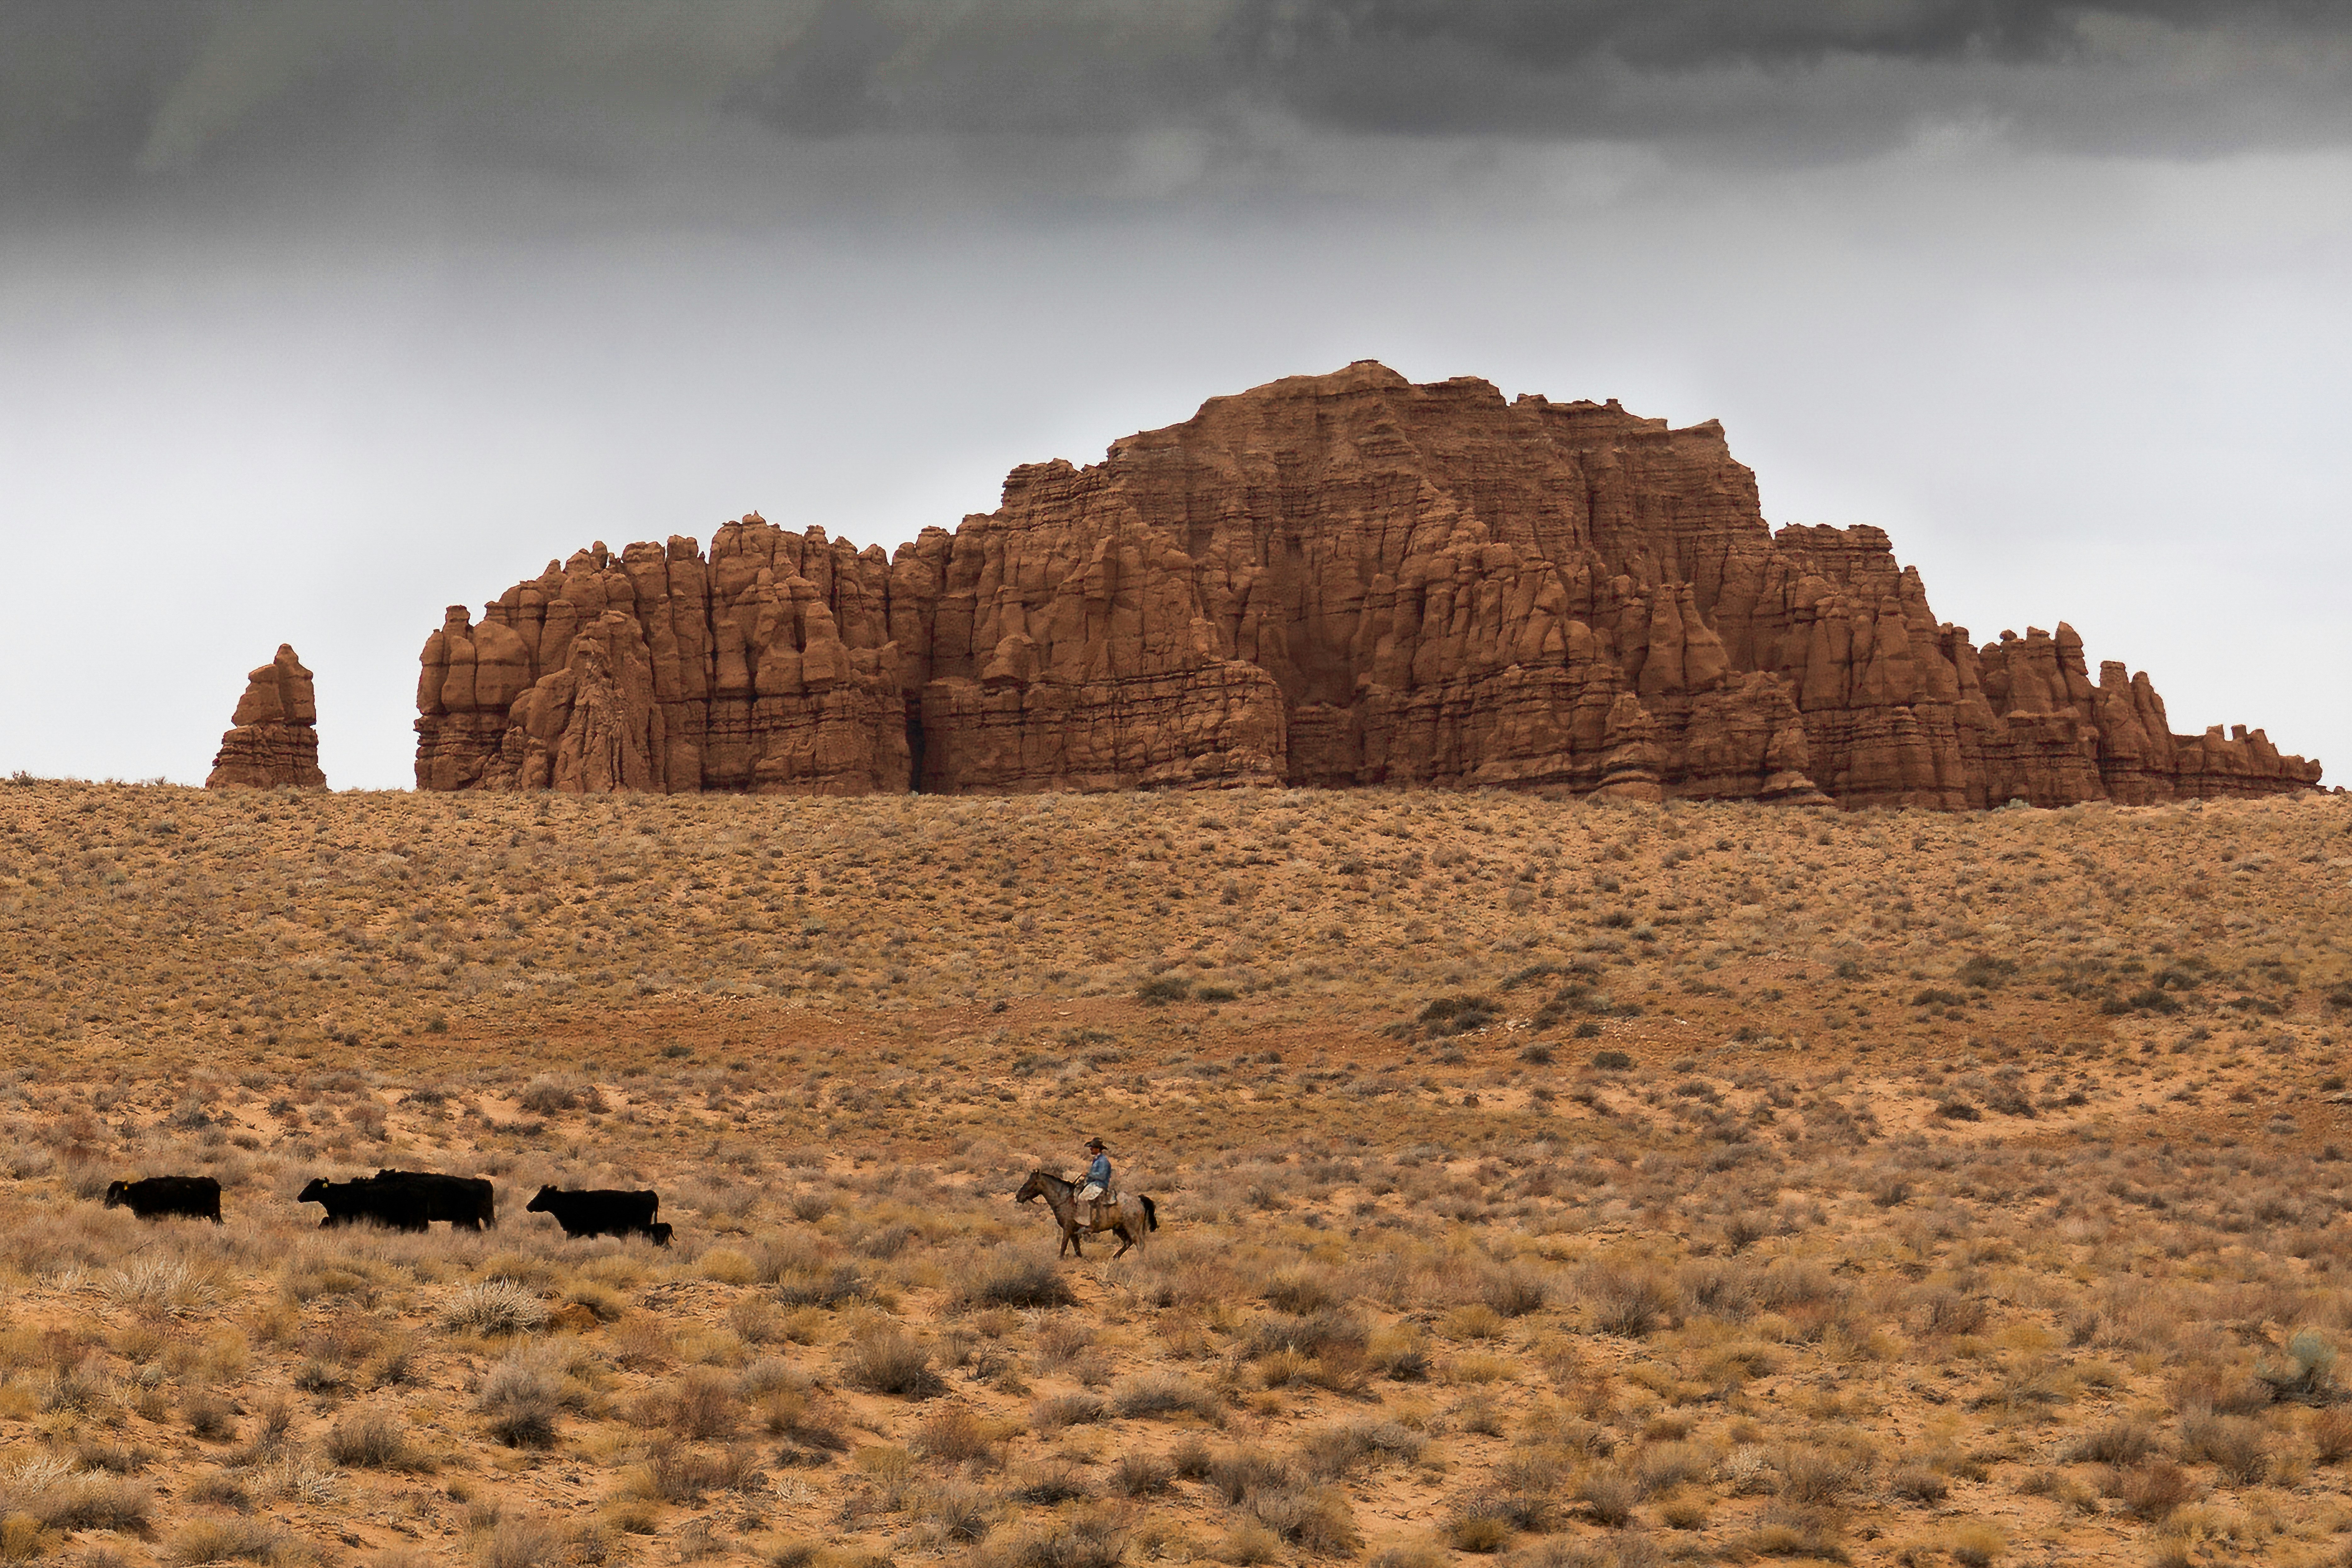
[2,776,2351,1568]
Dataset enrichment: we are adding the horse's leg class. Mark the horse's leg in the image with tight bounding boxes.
[1111,1224,1132,1259]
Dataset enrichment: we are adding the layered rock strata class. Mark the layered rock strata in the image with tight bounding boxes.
[415,363,2320,806]
[207,644,326,789]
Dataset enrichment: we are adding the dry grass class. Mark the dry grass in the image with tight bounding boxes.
[0,780,2349,1564]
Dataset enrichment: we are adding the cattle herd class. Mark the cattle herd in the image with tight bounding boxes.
[102,1171,669,1243]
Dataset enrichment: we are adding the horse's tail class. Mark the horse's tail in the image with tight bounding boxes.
[1140,1195,1158,1232]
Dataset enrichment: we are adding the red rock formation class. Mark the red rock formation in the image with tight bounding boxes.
[414,363,2321,806]
[207,644,325,790]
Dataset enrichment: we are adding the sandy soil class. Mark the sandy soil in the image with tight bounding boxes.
[1,777,2349,1568]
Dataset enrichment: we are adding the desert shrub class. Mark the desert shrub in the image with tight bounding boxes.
[2065,1419,2159,1466]
[323,1406,414,1469]
[963,1252,1077,1310]
[1297,1421,1426,1480]
[1411,995,1502,1038]
[975,1511,1127,1568]
[186,1471,251,1511]
[1368,1549,1448,1568]
[1947,1522,2005,1568]
[1369,1325,1432,1381]
[2259,1328,2338,1404]
[909,1479,994,1545]
[1484,1453,1564,1529]
[1221,1523,1283,1567]
[104,1253,219,1317]
[478,1346,565,1449]
[1113,1453,1173,1496]
[73,1440,149,1475]
[1445,1501,1515,1553]
[1136,977,1192,1005]
[1008,1463,1097,1506]
[1263,1269,1339,1314]
[1482,1266,1548,1318]
[855,1223,919,1260]
[1919,1288,1988,1338]
[773,1266,871,1309]
[1248,1482,1362,1554]
[1956,954,2018,989]
[2116,1460,2196,1520]
[1032,1318,1095,1368]
[1629,1443,1706,1498]
[1888,1464,1949,1503]
[1578,1262,1679,1338]
[1775,1446,1866,1507]
[1203,1448,1296,1506]
[1112,1374,1220,1421]
[2178,1412,2270,1484]
[476,1515,563,1568]
[167,1518,293,1566]
[913,1405,997,1467]
[1578,1470,1637,1527]
[669,1371,742,1441]
[1032,1393,1108,1430]
[34,1475,151,1532]
[1245,1308,1367,1361]
[1739,1506,1844,1561]
[847,1328,941,1398]
[758,1385,849,1459]
[183,1387,236,1441]
[439,1281,550,1336]
[2311,1406,2352,1463]
[516,1074,602,1115]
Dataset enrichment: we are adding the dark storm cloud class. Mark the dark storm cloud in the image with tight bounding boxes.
[728,0,2352,155]
[4,0,2350,215]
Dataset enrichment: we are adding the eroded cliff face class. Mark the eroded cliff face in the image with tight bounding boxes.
[207,644,325,790]
[414,362,2321,807]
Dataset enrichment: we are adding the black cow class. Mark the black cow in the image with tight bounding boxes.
[526,1186,667,1243]
[298,1177,428,1231]
[373,1169,495,1230]
[104,1175,222,1223]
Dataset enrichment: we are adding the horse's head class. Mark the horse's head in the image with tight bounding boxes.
[1014,1171,1051,1204]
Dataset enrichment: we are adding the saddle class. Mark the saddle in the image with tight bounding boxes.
[1088,1188,1119,1226]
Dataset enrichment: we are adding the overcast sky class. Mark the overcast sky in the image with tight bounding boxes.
[4,1,2347,791]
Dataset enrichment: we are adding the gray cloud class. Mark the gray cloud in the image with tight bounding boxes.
[7,0,2351,222]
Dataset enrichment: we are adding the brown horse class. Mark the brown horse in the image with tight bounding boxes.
[1015,1169,1158,1259]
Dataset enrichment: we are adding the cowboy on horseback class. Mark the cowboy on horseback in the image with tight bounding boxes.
[1077,1137,1113,1223]
[1016,1146,1158,1259]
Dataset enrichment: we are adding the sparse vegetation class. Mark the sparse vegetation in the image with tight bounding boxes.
[0,780,2344,1564]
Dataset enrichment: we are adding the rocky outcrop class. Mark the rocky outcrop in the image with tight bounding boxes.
[414,363,2320,806]
[207,644,325,790]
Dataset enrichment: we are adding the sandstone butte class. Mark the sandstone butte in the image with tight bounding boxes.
[414,363,2320,810]
[206,643,326,790]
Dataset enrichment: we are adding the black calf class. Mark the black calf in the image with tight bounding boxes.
[525,1185,667,1243]
[104,1175,222,1223]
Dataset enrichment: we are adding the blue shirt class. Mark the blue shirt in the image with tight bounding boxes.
[1086,1153,1111,1188]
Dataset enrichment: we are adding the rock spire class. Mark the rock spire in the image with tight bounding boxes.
[207,644,326,790]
